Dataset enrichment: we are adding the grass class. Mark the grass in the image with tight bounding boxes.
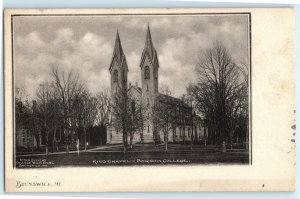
[15,144,249,167]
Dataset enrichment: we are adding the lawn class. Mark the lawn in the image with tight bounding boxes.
[15,144,249,168]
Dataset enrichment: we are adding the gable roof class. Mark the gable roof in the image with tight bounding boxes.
[127,85,142,94]
[158,93,191,109]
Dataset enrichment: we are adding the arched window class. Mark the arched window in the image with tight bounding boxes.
[113,70,118,82]
[144,65,150,79]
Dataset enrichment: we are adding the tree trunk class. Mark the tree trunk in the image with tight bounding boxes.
[89,130,91,146]
[164,126,168,151]
[214,130,217,145]
[51,141,54,153]
[52,139,55,153]
[165,141,168,151]
[64,129,69,154]
[45,131,49,155]
[52,126,57,153]
[222,140,226,152]
[183,128,185,144]
[31,134,34,152]
[165,133,168,151]
[245,124,249,150]
[230,133,233,149]
[84,126,87,151]
[45,135,49,155]
[130,132,133,149]
[66,141,69,154]
[153,127,157,146]
[123,132,127,153]
[141,128,144,144]
[194,126,197,144]
[35,133,40,151]
[191,127,193,150]
[173,129,175,143]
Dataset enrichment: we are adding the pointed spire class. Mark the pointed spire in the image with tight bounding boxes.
[113,29,124,62]
[109,29,128,72]
[140,24,159,68]
[144,24,154,58]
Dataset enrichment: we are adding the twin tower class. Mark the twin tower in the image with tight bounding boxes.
[109,25,160,112]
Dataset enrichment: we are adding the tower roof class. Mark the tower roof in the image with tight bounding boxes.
[144,24,154,58]
[113,30,124,62]
[109,30,128,71]
[140,24,159,68]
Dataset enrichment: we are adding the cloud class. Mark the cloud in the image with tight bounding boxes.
[15,31,46,58]
[15,28,113,99]
[14,15,249,100]
[158,38,197,97]
[127,51,142,86]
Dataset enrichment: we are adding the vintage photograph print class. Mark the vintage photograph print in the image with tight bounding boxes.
[12,13,251,168]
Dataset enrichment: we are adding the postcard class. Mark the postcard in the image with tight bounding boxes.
[4,8,295,192]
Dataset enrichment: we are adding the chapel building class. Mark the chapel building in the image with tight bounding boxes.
[107,25,208,145]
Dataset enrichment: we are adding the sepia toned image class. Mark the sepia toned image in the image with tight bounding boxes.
[4,9,295,192]
[12,13,250,168]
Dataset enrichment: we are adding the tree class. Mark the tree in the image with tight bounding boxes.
[95,89,112,127]
[15,87,31,130]
[236,63,249,148]
[111,87,145,152]
[75,91,98,150]
[36,82,61,154]
[188,42,248,146]
[51,67,85,153]
[83,95,99,148]
[127,98,144,148]
[179,93,196,148]
[111,87,129,152]
[16,67,98,154]
[152,97,177,151]
[226,83,247,148]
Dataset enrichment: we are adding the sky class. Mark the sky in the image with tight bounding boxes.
[13,14,250,99]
